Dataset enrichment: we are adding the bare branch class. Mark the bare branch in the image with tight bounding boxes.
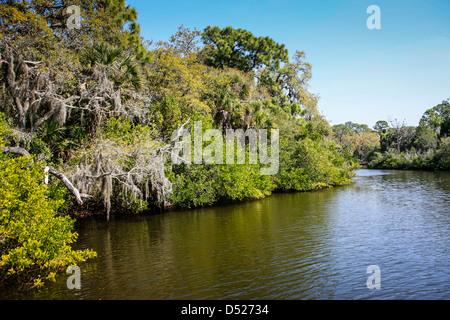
[47,167,84,206]
[29,104,59,135]
[0,146,32,157]
[0,146,88,206]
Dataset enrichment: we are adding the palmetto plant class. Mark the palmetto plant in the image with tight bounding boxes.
[85,43,143,91]
[79,42,147,136]
[242,102,273,131]
[213,88,238,132]
[34,119,71,159]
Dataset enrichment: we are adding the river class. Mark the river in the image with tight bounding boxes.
[2,169,449,300]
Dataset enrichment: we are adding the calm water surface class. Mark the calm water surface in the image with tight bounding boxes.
[2,169,449,299]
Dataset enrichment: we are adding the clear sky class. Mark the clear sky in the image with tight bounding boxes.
[128,0,450,128]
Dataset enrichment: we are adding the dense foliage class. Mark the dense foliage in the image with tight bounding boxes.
[202,26,289,72]
[0,0,358,285]
[331,100,450,170]
[0,120,96,288]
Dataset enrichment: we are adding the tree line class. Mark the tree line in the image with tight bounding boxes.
[331,100,450,170]
[0,0,358,288]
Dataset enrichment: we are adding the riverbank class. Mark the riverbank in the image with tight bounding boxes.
[67,174,356,220]
[4,169,448,300]
[366,147,449,171]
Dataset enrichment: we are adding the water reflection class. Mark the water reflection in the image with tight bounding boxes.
[1,169,449,300]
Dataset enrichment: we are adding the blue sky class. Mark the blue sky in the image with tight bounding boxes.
[128,0,450,127]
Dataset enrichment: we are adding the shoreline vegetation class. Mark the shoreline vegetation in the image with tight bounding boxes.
[0,0,447,290]
[331,101,449,172]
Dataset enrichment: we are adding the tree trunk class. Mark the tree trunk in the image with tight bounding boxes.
[1,147,87,206]
[47,167,84,205]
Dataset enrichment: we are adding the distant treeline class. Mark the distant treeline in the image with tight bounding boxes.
[332,100,450,170]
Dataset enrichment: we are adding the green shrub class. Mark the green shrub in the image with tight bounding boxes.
[169,163,276,208]
[0,124,96,287]
[275,137,355,191]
